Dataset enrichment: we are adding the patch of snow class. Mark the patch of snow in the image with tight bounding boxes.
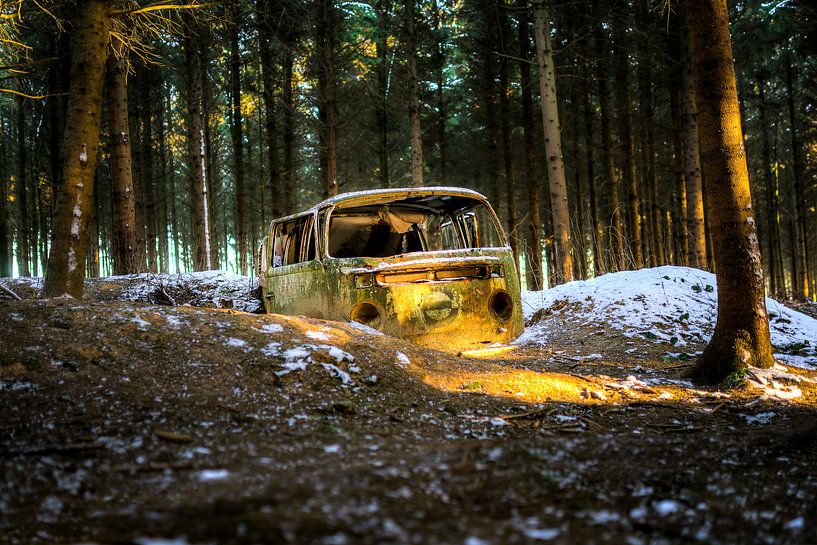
[742,412,776,425]
[323,444,341,453]
[225,337,248,349]
[274,344,356,385]
[520,266,817,357]
[135,538,191,545]
[348,320,385,336]
[395,351,411,368]
[197,469,229,482]
[775,353,817,370]
[784,517,805,531]
[254,323,284,334]
[116,271,262,312]
[570,353,603,361]
[261,342,282,357]
[585,510,620,524]
[306,330,331,341]
[131,315,150,330]
[165,314,184,327]
[522,528,560,540]
[654,499,683,516]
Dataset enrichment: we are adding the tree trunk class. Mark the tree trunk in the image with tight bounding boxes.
[257,0,282,218]
[375,0,391,188]
[636,2,662,266]
[670,85,688,266]
[156,82,170,273]
[43,0,110,297]
[680,17,706,270]
[282,32,295,214]
[138,72,157,273]
[406,0,424,186]
[593,8,624,272]
[316,0,339,198]
[612,8,642,269]
[15,95,31,277]
[105,49,139,275]
[498,2,518,265]
[757,82,782,297]
[533,1,572,283]
[128,81,147,272]
[479,13,500,211]
[785,57,809,300]
[0,110,10,277]
[683,0,774,384]
[184,17,212,271]
[432,0,447,184]
[583,65,602,276]
[230,17,247,274]
[518,0,543,290]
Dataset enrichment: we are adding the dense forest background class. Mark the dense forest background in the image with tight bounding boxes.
[1,0,815,298]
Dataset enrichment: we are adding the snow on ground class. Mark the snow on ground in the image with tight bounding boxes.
[114,271,261,312]
[520,266,817,362]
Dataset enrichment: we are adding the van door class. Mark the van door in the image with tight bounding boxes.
[264,213,327,318]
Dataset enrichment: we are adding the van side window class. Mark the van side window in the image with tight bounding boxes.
[272,216,316,267]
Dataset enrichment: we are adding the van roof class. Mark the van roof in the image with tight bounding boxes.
[270,187,490,224]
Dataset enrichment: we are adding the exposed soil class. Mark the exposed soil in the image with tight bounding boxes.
[2,280,816,544]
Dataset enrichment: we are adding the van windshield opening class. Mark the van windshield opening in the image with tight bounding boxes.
[327,196,504,259]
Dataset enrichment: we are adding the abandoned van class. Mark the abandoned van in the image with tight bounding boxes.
[257,187,524,351]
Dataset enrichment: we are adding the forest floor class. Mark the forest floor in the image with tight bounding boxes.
[2,268,817,545]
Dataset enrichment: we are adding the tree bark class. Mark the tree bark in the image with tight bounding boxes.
[533,1,572,283]
[518,0,543,290]
[44,0,110,297]
[670,85,688,266]
[583,67,602,276]
[612,6,642,269]
[593,7,624,272]
[0,110,9,277]
[684,0,774,384]
[432,0,447,185]
[680,16,706,270]
[282,28,295,214]
[15,95,31,277]
[375,0,391,188]
[184,16,212,271]
[636,1,662,266]
[256,0,282,218]
[498,1,518,265]
[406,0,424,186]
[230,15,247,274]
[757,82,783,297]
[105,49,139,275]
[316,0,339,198]
[138,71,158,273]
[784,56,809,300]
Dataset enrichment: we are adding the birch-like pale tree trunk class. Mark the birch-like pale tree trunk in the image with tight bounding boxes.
[43,0,110,298]
[533,0,572,284]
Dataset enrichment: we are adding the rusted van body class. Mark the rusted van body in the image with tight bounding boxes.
[257,187,523,351]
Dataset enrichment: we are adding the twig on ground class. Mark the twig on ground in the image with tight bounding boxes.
[0,282,21,300]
